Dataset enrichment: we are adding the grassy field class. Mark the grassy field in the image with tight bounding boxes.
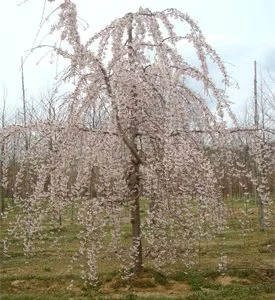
[0,197,275,299]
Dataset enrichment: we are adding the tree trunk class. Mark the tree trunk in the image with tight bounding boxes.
[1,88,6,220]
[126,14,143,274]
[129,160,142,273]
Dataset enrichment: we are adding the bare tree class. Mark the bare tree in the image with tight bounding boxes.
[0,86,8,218]
[235,66,275,230]
[254,69,275,230]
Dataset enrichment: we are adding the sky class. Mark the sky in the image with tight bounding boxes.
[0,0,274,119]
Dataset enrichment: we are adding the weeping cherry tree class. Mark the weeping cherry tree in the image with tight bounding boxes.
[2,0,273,284]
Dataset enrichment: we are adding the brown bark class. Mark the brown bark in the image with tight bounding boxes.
[128,159,142,273]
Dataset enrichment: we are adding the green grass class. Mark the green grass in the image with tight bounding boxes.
[1,197,275,299]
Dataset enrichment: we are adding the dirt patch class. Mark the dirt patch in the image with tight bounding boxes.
[101,278,190,297]
[169,281,190,292]
[9,278,51,292]
[135,281,190,297]
[216,275,252,286]
[11,280,26,288]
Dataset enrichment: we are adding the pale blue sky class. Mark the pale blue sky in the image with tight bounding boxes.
[0,0,274,117]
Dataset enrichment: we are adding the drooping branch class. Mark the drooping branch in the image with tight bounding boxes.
[97,60,143,164]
